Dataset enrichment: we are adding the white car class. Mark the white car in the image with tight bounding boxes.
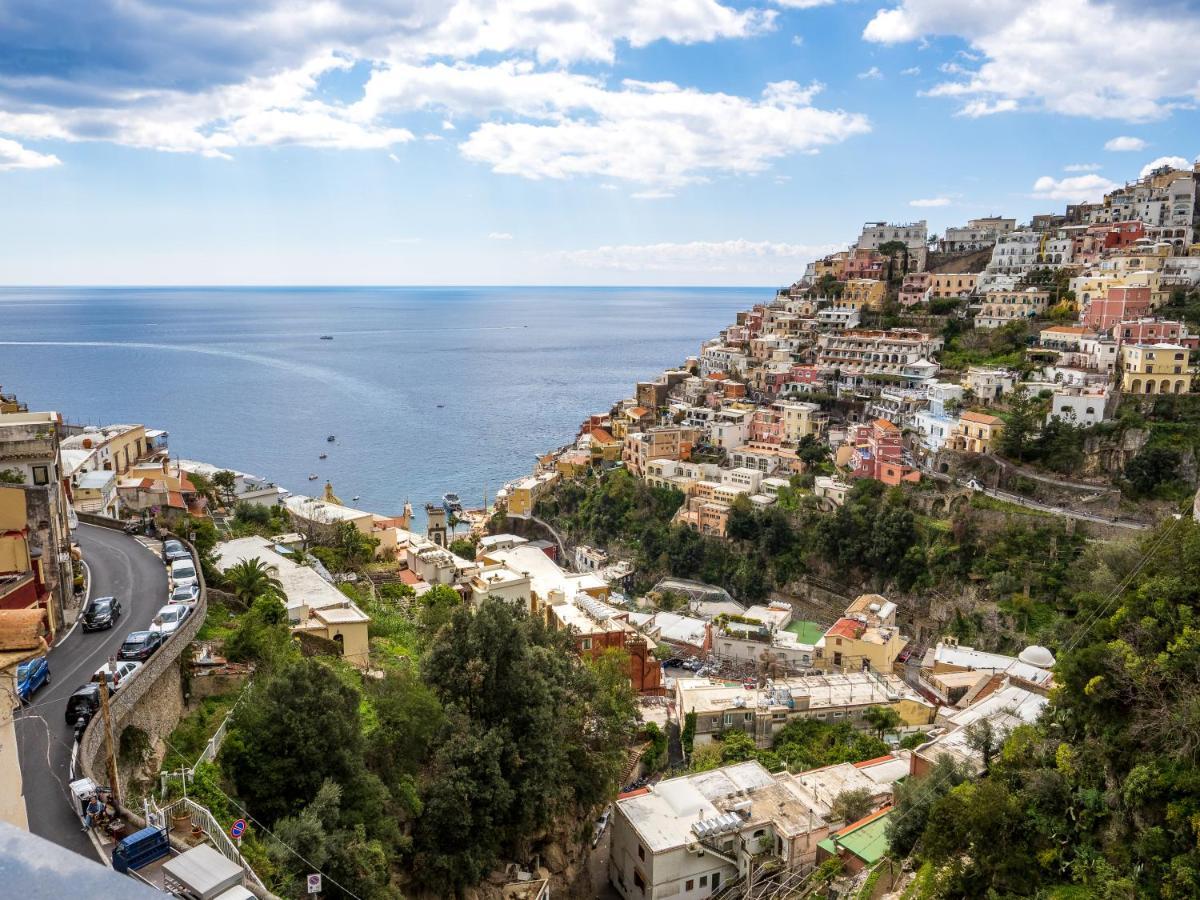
[170,558,199,592]
[92,660,142,692]
[150,603,191,637]
[169,583,200,606]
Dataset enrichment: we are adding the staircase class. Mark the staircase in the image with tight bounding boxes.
[620,742,651,787]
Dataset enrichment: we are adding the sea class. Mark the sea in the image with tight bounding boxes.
[0,286,762,528]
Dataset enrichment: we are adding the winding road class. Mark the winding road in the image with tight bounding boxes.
[14,524,167,860]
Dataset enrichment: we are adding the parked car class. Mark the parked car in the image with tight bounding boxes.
[149,604,190,637]
[169,558,199,592]
[16,656,50,703]
[81,596,122,632]
[118,631,162,662]
[93,659,142,689]
[169,583,199,605]
[162,539,191,564]
[591,805,613,848]
[65,683,101,726]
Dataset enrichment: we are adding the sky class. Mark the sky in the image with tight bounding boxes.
[0,0,1197,286]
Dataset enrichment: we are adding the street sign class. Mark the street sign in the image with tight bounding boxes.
[230,818,246,840]
[307,873,322,894]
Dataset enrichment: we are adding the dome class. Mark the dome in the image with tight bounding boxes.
[1019,645,1055,668]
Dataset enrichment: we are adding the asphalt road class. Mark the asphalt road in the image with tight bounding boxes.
[14,523,167,860]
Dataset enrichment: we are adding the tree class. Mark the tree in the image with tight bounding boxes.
[417,583,463,637]
[830,787,875,825]
[334,521,378,568]
[211,470,238,507]
[448,536,477,560]
[717,729,759,764]
[863,705,902,740]
[878,240,910,283]
[223,557,285,607]
[222,657,369,824]
[1124,446,1182,498]
[0,468,24,484]
[963,717,1000,775]
[887,755,970,856]
[997,389,1038,461]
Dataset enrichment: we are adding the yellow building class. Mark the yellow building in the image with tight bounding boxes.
[777,400,825,445]
[950,411,1005,453]
[929,272,978,298]
[1121,344,1191,395]
[815,594,909,674]
[838,279,887,311]
[62,423,148,476]
[505,472,559,518]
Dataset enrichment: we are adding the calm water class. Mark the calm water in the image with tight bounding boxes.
[0,287,758,527]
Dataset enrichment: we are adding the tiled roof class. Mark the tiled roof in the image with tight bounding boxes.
[960,411,1004,425]
[826,617,866,640]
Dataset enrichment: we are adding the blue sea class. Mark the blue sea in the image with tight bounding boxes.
[0,287,760,528]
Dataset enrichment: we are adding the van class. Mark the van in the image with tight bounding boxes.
[170,557,199,592]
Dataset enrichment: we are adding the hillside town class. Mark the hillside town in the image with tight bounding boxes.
[3,157,1200,900]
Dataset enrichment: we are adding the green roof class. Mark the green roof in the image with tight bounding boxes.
[831,811,892,866]
[784,620,825,644]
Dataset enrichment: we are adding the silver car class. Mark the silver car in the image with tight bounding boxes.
[150,603,191,637]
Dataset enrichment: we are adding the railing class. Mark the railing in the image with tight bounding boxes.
[159,705,236,796]
[148,796,269,894]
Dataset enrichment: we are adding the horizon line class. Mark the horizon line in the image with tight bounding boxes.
[0,282,782,290]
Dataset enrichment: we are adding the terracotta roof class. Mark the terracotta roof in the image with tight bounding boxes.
[167,491,186,509]
[960,411,1004,425]
[826,617,866,640]
[398,568,422,585]
[834,805,892,838]
[590,428,617,444]
[872,418,899,431]
[628,407,651,419]
[618,787,651,800]
[852,755,896,769]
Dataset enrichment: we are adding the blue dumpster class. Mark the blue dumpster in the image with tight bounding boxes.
[112,825,170,873]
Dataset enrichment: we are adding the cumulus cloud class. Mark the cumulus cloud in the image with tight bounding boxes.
[901,66,921,76]
[857,66,883,80]
[0,137,60,171]
[0,0,871,185]
[1063,163,1101,172]
[558,238,842,273]
[487,231,513,240]
[1105,135,1148,151]
[1031,173,1118,203]
[1139,156,1191,178]
[909,196,951,207]
[864,0,1200,121]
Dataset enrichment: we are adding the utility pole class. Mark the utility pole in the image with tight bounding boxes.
[99,676,121,808]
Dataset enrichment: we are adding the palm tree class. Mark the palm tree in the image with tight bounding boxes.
[224,557,284,606]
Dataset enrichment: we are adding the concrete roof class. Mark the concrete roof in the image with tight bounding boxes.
[213,536,354,615]
[927,642,1053,687]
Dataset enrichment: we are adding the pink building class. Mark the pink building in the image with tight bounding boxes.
[845,419,920,486]
[1114,319,1188,344]
[898,272,931,307]
[1084,286,1152,331]
[749,409,784,445]
[843,248,886,280]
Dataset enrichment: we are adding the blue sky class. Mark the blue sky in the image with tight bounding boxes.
[0,0,1197,285]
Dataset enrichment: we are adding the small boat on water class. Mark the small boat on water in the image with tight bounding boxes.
[326,435,336,442]
[352,496,360,502]
[436,404,445,409]
[320,335,334,340]
[319,453,327,460]
[308,473,318,481]
[443,492,463,514]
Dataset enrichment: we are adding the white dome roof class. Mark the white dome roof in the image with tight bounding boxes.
[1019,645,1055,668]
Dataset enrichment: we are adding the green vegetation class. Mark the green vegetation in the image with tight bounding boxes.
[162,693,239,772]
[0,468,24,484]
[891,521,1200,898]
[222,557,284,607]
[938,319,1032,372]
[689,717,890,776]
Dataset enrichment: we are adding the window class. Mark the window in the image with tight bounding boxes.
[700,875,708,887]
[712,873,721,890]
[581,638,592,650]
[638,844,645,861]
[723,713,734,727]
[32,465,49,485]
[634,870,646,891]
[686,879,694,891]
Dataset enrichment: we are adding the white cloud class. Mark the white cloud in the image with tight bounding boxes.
[773,0,837,7]
[1031,173,1118,203]
[631,189,675,199]
[791,35,805,46]
[1105,135,1147,152]
[422,133,444,141]
[558,238,841,273]
[858,66,884,80]
[909,196,951,207]
[864,1,1200,121]
[1063,163,1101,172]
[1139,156,1191,178]
[487,231,514,240]
[406,70,871,187]
[901,66,921,76]
[0,137,61,171]
[0,0,795,169]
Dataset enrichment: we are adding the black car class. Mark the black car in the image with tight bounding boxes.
[65,683,101,727]
[81,596,121,632]
[118,630,163,662]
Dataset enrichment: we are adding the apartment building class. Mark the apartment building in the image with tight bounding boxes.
[939,217,1016,252]
[837,279,886,312]
[1083,285,1153,331]
[928,272,979,299]
[814,594,909,674]
[949,411,1005,453]
[856,219,928,271]
[815,329,943,380]
[974,287,1050,329]
[1121,344,1191,395]
[623,426,699,479]
[0,411,75,638]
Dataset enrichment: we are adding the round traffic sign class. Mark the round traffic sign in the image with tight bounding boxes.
[230,818,246,839]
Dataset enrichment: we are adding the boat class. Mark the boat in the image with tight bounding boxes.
[326,435,336,442]
[320,335,334,340]
[319,453,327,460]
[436,404,445,409]
[351,496,360,502]
[443,492,463,514]
[308,473,318,481]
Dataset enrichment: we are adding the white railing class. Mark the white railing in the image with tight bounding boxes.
[151,796,268,894]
